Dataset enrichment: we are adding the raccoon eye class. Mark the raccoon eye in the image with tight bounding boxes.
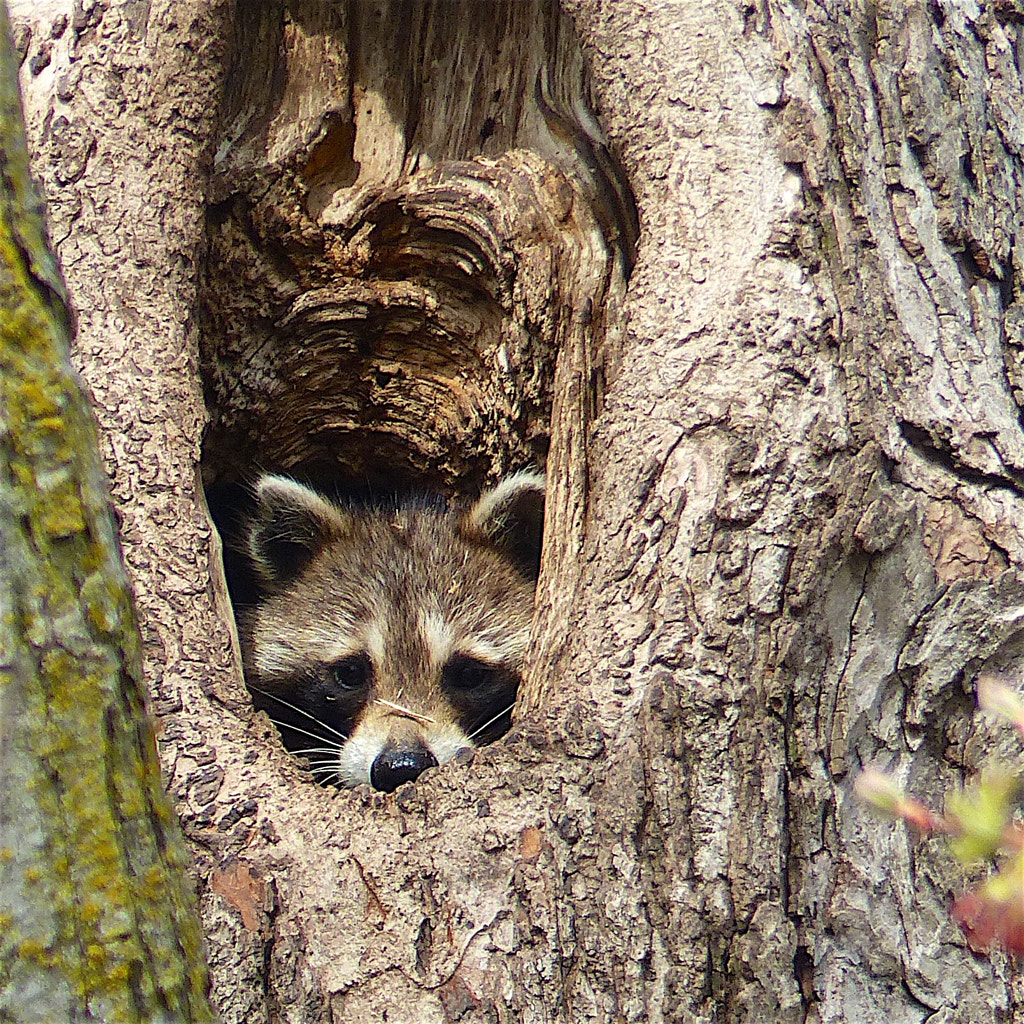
[443,655,498,691]
[326,654,371,693]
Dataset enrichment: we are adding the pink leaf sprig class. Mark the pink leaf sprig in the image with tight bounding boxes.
[978,675,1024,740]
[952,854,1024,954]
[854,769,948,834]
[856,677,1024,956]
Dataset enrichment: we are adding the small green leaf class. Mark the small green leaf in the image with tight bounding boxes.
[947,773,1017,864]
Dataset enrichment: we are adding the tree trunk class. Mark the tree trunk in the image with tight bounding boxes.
[0,3,214,1020]
[13,0,1024,1021]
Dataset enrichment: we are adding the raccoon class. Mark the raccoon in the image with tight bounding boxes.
[238,472,545,792]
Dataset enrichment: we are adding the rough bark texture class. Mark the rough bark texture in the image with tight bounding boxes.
[0,4,213,1020]
[198,0,633,500]
[13,0,1024,1021]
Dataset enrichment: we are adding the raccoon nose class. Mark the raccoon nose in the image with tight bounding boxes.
[370,746,439,792]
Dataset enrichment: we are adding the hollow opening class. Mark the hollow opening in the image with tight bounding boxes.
[198,0,637,789]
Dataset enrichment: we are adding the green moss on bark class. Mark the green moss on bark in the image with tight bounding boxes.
[0,5,214,1022]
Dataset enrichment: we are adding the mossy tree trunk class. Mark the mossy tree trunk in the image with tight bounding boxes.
[11,0,1024,1022]
[0,3,214,1021]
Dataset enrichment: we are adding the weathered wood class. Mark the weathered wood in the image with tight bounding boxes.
[0,3,214,1020]
[199,0,633,500]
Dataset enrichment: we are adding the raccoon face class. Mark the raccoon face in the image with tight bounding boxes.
[238,472,545,792]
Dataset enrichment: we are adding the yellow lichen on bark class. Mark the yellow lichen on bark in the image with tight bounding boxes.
[0,4,214,1022]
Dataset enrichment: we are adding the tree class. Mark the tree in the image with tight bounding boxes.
[0,2,214,1020]
[11,0,1024,1020]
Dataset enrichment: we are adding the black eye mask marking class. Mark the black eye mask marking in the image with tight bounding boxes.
[443,654,502,691]
[250,653,373,767]
[442,654,519,745]
[325,653,372,692]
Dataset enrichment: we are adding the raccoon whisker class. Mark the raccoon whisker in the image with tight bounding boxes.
[468,702,517,741]
[374,698,437,724]
[251,686,350,742]
[263,716,350,748]
[311,772,341,786]
[290,747,343,758]
[315,771,341,787]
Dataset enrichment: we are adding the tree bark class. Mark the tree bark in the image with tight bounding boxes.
[0,3,214,1020]
[13,0,1024,1021]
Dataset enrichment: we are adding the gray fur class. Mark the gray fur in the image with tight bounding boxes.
[239,473,545,790]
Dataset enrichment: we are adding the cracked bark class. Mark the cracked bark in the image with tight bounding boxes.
[0,3,213,1019]
[12,0,1024,1021]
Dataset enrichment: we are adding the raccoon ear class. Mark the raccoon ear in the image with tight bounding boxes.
[462,471,546,581]
[246,475,348,588]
